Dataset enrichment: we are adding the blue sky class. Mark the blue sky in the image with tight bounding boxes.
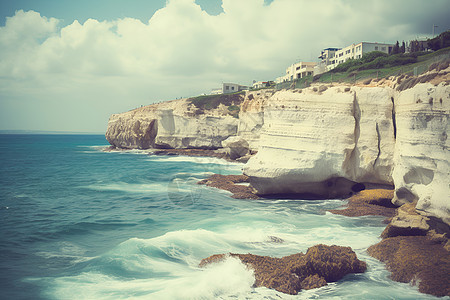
[0,0,448,133]
[0,0,228,26]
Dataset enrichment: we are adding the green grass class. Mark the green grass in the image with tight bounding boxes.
[188,91,244,110]
[275,47,450,89]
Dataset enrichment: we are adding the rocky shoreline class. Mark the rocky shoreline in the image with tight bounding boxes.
[105,67,450,297]
[108,132,450,297]
[198,175,449,297]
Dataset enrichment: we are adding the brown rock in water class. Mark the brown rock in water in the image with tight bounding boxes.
[198,174,259,199]
[368,236,450,297]
[199,244,366,295]
[329,189,397,218]
[365,199,450,297]
[381,202,430,238]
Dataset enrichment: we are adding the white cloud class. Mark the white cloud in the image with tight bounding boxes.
[0,0,448,132]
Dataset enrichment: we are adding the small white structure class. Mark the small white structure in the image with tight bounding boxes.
[211,83,249,95]
[314,42,394,75]
[276,61,317,83]
[252,81,273,89]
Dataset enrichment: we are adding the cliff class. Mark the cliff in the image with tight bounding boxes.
[242,72,449,224]
[106,95,243,150]
[105,68,449,224]
[244,85,396,198]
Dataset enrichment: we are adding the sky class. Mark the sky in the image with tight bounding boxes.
[0,0,449,133]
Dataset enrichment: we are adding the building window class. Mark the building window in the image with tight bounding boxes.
[231,86,234,90]
[382,47,386,51]
[375,46,378,50]
[226,86,229,90]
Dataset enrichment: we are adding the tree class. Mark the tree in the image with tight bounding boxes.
[410,40,418,53]
[392,41,400,54]
[427,30,450,51]
[401,41,406,53]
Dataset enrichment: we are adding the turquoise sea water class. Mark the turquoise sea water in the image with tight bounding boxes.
[0,134,442,299]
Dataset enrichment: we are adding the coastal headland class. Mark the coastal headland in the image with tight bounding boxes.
[105,61,449,296]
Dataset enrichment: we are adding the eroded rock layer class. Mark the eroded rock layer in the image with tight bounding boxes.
[244,86,396,198]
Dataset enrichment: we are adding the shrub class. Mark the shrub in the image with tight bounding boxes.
[188,92,244,110]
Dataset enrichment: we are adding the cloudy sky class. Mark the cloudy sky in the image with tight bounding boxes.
[0,0,449,133]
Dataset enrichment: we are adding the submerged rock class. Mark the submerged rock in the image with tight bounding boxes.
[199,244,366,295]
[197,174,259,199]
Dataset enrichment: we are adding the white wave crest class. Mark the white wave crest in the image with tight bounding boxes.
[83,182,169,193]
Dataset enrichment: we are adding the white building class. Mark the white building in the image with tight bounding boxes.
[211,83,249,95]
[314,42,394,75]
[314,47,340,75]
[252,81,273,89]
[276,61,317,83]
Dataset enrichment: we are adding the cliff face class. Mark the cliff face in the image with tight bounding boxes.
[243,86,396,198]
[105,106,159,149]
[155,108,238,149]
[243,81,449,224]
[391,82,449,224]
[105,96,241,150]
[237,89,274,151]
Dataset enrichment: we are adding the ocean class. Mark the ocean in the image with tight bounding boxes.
[0,134,439,299]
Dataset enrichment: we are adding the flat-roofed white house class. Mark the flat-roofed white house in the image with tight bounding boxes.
[276,61,317,83]
[314,47,340,75]
[211,83,249,95]
[314,42,394,75]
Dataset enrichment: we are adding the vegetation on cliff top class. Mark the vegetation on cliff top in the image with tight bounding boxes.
[187,91,244,116]
[276,46,450,89]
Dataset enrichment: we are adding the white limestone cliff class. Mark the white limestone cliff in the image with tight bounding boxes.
[105,72,449,224]
[237,89,274,151]
[243,86,396,198]
[106,96,241,150]
[243,80,449,224]
[105,106,159,149]
[155,108,238,149]
[391,82,449,224]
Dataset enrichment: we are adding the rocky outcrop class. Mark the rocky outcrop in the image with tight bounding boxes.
[197,174,258,199]
[391,82,450,225]
[244,85,396,198]
[329,189,397,218]
[368,235,449,297]
[199,244,366,295]
[221,136,250,160]
[367,200,450,297]
[105,106,158,149]
[106,95,243,150]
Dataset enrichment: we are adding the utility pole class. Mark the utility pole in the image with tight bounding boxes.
[432,24,438,38]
